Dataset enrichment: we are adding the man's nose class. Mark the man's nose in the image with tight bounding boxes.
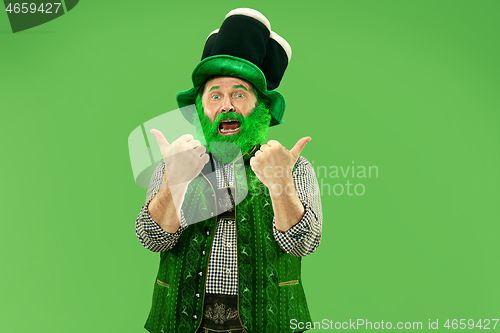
[220,97,234,113]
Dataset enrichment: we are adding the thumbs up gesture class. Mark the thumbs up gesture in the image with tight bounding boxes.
[250,137,311,193]
[150,129,210,188]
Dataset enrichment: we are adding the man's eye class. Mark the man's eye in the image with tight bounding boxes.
[211,95,220,100]
[236,93,244,98]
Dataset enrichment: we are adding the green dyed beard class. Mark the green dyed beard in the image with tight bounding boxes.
[193,95,271,164]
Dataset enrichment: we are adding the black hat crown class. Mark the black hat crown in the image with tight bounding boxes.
[201,8,291,90]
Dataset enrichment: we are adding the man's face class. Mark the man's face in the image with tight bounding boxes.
[194,75,270,163]
[201,76,257,136]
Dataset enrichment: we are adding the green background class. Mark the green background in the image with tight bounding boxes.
[1,0,499,332]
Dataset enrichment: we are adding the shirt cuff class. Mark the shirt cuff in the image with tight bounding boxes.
[138,199,187,243]
[272,203,316,255]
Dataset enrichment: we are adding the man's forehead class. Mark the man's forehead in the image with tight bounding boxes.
[205,76,253,91]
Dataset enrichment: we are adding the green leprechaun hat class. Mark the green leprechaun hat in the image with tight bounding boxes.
[176,8,292,127]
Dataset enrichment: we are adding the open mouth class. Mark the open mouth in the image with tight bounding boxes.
[218,119,241,135]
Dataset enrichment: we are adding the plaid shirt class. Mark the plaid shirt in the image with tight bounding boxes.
[136,155,322,295]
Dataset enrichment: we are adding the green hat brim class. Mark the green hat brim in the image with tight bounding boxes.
[176,55,284,127]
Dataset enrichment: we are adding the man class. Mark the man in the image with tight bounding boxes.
[135,8,322,333]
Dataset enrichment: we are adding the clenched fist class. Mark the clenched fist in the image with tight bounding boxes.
[150,129,210,188]
[249,137,311,194]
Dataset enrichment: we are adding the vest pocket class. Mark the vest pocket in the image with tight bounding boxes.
[279,280,299,286]
[156,279,170,288]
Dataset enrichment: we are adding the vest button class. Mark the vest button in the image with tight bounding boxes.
[195,293,200,298]
[198,271,203,276]
[206,230,210,236]
[202,250,206,256]
[193,314,198,320]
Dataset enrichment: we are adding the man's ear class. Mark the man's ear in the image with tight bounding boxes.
[254,87,270,109]
[197,84,206,98]
[195,94,204,115]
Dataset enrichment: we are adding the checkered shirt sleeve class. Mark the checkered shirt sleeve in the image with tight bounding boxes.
[135,161,188,253]
[272,156,323,257]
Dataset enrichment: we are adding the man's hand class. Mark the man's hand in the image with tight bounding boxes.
[147,130,209,233]
[250,137,311,194]
[150,130,210,187]
[249,137,311,232]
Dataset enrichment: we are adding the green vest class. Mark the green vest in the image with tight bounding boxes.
[145,151,312,333]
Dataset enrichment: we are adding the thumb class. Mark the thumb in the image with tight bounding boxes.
[150,129,170,148]
[290,137,311,159]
